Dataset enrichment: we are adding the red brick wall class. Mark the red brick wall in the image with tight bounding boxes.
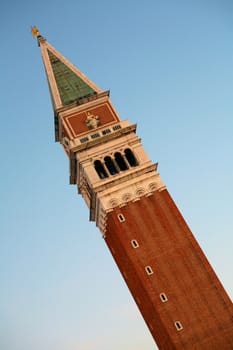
[105,189,233,349]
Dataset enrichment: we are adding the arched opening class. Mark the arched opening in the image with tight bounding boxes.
[114,152,128,171]
[94,160,108,179]
[104,156,119,175]
[124,148,138,167]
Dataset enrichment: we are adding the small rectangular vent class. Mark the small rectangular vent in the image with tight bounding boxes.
[131,240,139,248]
[80,136,89,143]
[160,293,168,302]
[102,128,111,135]
[112,125,122,131]
[118,214,125,222]
[175,321,183,331]
[91,133,100,139]
[145,266,153,275]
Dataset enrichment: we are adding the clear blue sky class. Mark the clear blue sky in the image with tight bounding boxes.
[1,1,233,349]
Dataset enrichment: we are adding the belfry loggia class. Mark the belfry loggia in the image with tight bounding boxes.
[32,27,233,349]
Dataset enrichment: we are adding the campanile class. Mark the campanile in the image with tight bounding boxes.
[33,27,233,349]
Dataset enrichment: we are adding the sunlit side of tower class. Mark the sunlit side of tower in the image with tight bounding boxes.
[33,28,233,349]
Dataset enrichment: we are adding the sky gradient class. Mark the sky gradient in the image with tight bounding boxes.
[1,1,233,349]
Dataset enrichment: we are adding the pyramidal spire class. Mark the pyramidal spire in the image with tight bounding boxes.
[32,27,102,110]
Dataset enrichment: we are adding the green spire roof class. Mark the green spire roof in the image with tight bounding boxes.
[47,49,97,105]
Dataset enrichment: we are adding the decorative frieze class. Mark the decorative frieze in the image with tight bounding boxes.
[96,171,165,235]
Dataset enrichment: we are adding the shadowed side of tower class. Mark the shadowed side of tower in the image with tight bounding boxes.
[32,28,233,349]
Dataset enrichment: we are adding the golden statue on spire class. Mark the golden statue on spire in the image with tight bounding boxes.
[31,25,40,38]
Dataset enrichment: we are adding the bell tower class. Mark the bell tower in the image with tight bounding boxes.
[33,27,233,349]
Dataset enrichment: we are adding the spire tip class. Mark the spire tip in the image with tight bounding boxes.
[31,25,40,38]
